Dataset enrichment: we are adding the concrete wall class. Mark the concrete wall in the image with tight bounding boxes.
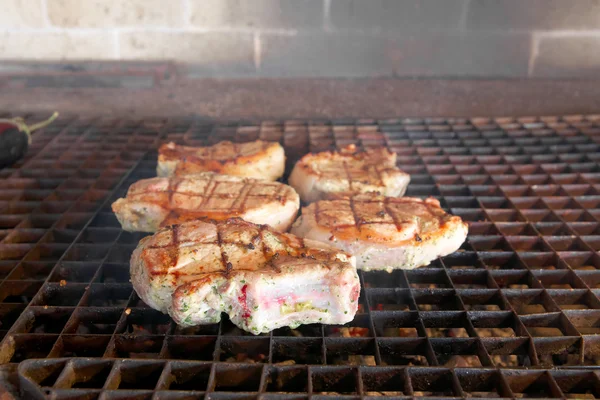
[1,0,599,78]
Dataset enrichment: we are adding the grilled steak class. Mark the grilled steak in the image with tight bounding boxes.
[288,144,410,203]
[291,194,468,271]
[158,140,285,181]
[112,172,299,232]
[130,218,360,334]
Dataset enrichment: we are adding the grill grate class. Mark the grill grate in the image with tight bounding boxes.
[2,114,600,398]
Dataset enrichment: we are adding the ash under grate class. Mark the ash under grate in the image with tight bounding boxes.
[2,113,600,398]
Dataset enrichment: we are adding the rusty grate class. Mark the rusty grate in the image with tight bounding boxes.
[2,114,600,398]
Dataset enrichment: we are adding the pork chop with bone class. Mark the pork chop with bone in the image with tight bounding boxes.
[112,172,299,232]
[130,218,360,334]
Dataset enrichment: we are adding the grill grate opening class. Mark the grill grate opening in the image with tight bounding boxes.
[272,337,323,365]
[164,361,211,391]
[310,366,359,395]
[265,365,309,393]
[503,370,563,398]
[214,363,263,392]
[409,368,460,397]
[3,113,600,397]
[554,370,600,398]
[164,336,217,361]
[377,338,432,366]
[114,360,164,390]
[456,368,509,398]
[55,359,113,389]
[219,337,270,363]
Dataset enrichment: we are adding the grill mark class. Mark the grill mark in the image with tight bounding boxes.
[166,177,174,205]
[342,160,354,192]
[273,181,286,205]
[216,224,232,277]
[146,225,178,250]
[373,163,385,187]
[235,180,253,212]
[203,172,220,208]
[348,195,362,232]
[383,196,402,232]
[299,236,306,251]
[145,224,185,272]
[259,225,282,274]
[173,178,184,203]
[163,178,183,229]
[144,224,182,269]
[170,224,180,266]
[342,158,369,230]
